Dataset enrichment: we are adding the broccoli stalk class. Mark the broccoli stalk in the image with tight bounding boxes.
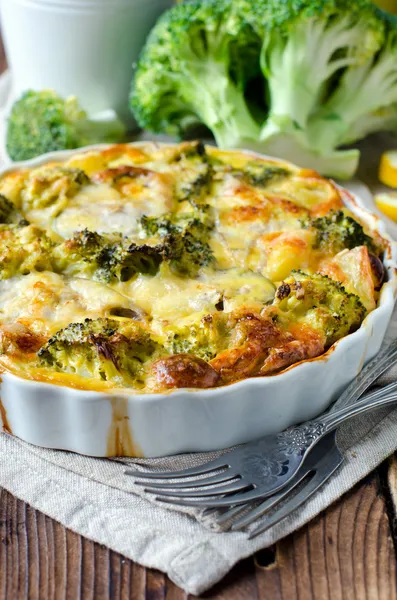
[253,0,386,178]
[307,28,397,151]
[131,0,261,149]
[7,90,126,162]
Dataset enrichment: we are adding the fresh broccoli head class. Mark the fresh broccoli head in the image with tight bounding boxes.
[253,0,386,177]
[305,210,378,254]
[131,0,262,149]
[37,318,160,386]
[0,224,54,280]
[274,270,366,346]
[7,90,126,162]
[52,229,163,283]
[131,0,395,179]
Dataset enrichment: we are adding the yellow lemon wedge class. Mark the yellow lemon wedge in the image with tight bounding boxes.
[373,0,397,12]
[379,150,397,188]
[375,192,397,222]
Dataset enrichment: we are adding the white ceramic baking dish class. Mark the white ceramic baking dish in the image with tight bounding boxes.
[0,144,396,457]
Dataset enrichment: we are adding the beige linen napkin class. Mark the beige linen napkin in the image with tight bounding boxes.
[1,73,397,594]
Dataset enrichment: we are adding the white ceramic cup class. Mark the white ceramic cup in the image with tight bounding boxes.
[0,0,174,126]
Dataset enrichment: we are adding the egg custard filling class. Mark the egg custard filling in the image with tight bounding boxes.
[0,142,386,392]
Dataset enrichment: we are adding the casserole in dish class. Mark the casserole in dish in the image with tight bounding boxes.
[0,142,395,457]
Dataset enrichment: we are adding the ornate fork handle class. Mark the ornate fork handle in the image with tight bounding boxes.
[277,340,397,452]
[329,338,397,412]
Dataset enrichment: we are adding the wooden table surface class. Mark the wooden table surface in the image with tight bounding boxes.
[1,36,397,600]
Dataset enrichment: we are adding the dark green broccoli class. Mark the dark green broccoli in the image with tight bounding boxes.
[52,229,163,283]
[7,90,126,162]
[231,162,290,188]
[170,142,213,206]
[131,0,262,148]
[274,270,366,346]
[112,242,164,282]
[37,318,160,386]
[141,207,214,240]
[131,0,391,179]
[0,223,54,280]
[163,220,215,277]
[306,210,378,254]
[140,215,176,238]
[0,194,23,224]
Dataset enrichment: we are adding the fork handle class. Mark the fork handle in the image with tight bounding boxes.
[327,338,397,413]
[322,388,397,432]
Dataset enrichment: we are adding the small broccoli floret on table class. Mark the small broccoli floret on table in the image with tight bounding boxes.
[37,318,160,386]
[305,210,379,255]
[274,270,366,346]
[7,90,126,162]
[0,224,54,280]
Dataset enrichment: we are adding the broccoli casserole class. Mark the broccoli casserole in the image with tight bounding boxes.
[0,142,386,393]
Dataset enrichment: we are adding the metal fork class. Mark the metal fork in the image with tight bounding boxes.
[125,341,397,506]
[212,430,343,539]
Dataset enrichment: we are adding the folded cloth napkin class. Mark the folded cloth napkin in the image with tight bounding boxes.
[0,312,396,595]
[1,73,397,595]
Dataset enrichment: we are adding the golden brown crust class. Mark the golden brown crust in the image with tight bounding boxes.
[152,354,220,389]
[0,142,382,392]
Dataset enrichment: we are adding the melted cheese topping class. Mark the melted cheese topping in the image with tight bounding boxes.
[0,142,382,392]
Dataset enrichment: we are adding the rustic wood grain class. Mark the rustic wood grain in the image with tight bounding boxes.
[1,471,397,600]
[255,473,397,600]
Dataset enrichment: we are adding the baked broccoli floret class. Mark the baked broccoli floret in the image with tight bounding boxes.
[0,194,24,224]
[0,224,54,280]
[163,221,215,277]
[113,242,164,281]
[232,162,290,188]
[7,90,126,162]
[306,211,378,254]
[37,318,160,386]
[274,270,366,346]
[170,142,213,206]
[52,230,163,283]
[166,313,226,361]
[140,215,177,238]
[22,165,89,212]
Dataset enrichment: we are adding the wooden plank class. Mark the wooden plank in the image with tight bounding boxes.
[1,470,396,600]
[255,473,397,600]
